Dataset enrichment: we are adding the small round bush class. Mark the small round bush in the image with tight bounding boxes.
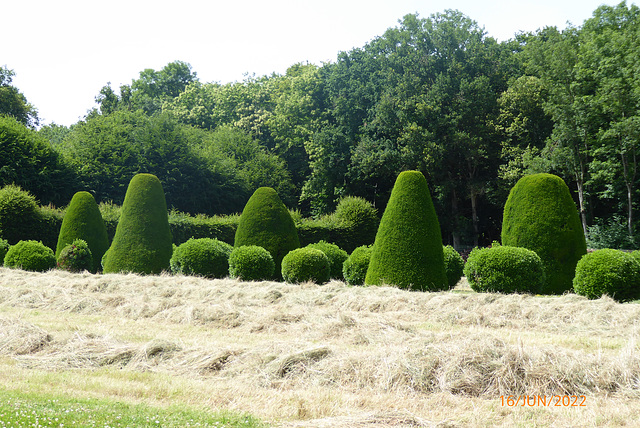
[573,249,640,302]
[281,248,330,285]
[443,245,465,288]
[0,184,42,244]
[57,239,93,273]
[342,245,372,286]
[170,238,233,278]
[305,241,348,280]
[229,245,275,281]
[463,245,545,294]
[0,239,10,262]
[4,240,56,272]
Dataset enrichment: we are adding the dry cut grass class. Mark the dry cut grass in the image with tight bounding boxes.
[1,267,640,427]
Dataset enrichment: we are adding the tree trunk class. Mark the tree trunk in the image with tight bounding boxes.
[451,188,461,250]
[470,190,479,248]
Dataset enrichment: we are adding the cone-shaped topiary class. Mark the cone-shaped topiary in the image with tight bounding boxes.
[501,173,587,295]
[56,191,109,273]
[365,171,448,291]
[234,187,300,279]
[102,174,173,275]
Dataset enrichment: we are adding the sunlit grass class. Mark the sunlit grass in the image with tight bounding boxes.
[0,389,265,428]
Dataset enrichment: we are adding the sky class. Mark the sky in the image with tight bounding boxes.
[3,0,634,127]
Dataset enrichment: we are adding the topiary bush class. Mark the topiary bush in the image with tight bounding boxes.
[0,184,42,244]
[305,241,348,280]
[281,247,330,285]
[573,249,640,302]
[4,240,56,272]
[56,191,109,273]
[501,173,587,295]
[170,238,233,278]
[234,187,300,280]
[102,174,173,275]
[333,196,379,253]
[463,245,545,294]
[443,245,465,288]
[57,239,93,273]
[0,238,9,262]
[228,245,275,281]
[342,245,372,286]
[365,171,448,291]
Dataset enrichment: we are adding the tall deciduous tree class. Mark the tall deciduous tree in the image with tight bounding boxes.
[0,67,39,128]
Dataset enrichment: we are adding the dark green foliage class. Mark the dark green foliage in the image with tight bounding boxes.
[342,245,372,286]
[102,174,173,275]
[573,249,640,302]
[0,184,41,245]
[56,191,109,273]
[228,245,275,281]
[305,241,348,280]
[0,238,9,261]
[463,245,545,294]
[281,248,331,284]
[234,187,300,279]
[332,196,379,253]
[586,216,638,250]
[4,240,56,272]
[501,173,587,295]
[168,210,238,246]
[170,238,233,278]
[365,171,448,291]
[38,206,63,251]
[57,239,93,273]
[443,245,465,288]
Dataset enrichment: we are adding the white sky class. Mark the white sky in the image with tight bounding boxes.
[2,0,632,127]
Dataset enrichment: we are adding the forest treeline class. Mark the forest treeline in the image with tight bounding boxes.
[2,3,640,249]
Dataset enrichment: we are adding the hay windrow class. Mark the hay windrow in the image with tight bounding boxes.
[1,267,640,426]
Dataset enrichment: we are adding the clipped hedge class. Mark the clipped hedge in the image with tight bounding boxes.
[228,245,275,281]
[463,245,545,294]
[281,247,331,285]
[57,239,93,273]
[502,173,587,295]
[443,245,465,288]
[0,238,9,261]
[573,249,640,302]
[4,240,56,272]
[365,171,448,291]
[305,241,348,280]
[170,238,233,278]
[102,174,173,275]
[0,184,42,245]
[342,245,372,286]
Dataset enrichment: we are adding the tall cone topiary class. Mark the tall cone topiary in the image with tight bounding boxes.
[234,187,299,279]
[365,171,448,291]
[102,174,173,275]
[56,191,109,273]
[501,173,587,294]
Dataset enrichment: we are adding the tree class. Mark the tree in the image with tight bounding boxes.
[0,67,39,128]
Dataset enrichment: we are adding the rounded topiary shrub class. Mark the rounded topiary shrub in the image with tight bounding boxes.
[102,174,173,275]
[365,171,447,291]
[56,191,109,273]
[234,187,300,280]
[281,247,330,285]
[333,196,379,253]
[228,245,275,281]
[502,173,587,295]
[0,238,10,262]
[0,184,42,244]
[4,240,56,272]
[342,245,372,286]
[573,249,640,302]
[305,241,348,280]
[57,239,93,273]
[443,245,465,288]
[463,245,545,294]
[170,238,233,278]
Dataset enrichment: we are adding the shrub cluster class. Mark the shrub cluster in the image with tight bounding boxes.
[342,245,372,286]
[228,245,275,281]
[0,239,9,261]
[281,247,330,284]
[4,240,56,272]
[463,245,545,294]
[57,239,93,273]
[170,238,233,278]
[443,245,465,288]
[573,249,640,302]
[305,241,348,280]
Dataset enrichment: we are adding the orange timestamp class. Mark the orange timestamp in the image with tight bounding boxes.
[501,395,587,407]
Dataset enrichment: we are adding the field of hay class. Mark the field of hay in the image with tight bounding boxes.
[1,267,639,427]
